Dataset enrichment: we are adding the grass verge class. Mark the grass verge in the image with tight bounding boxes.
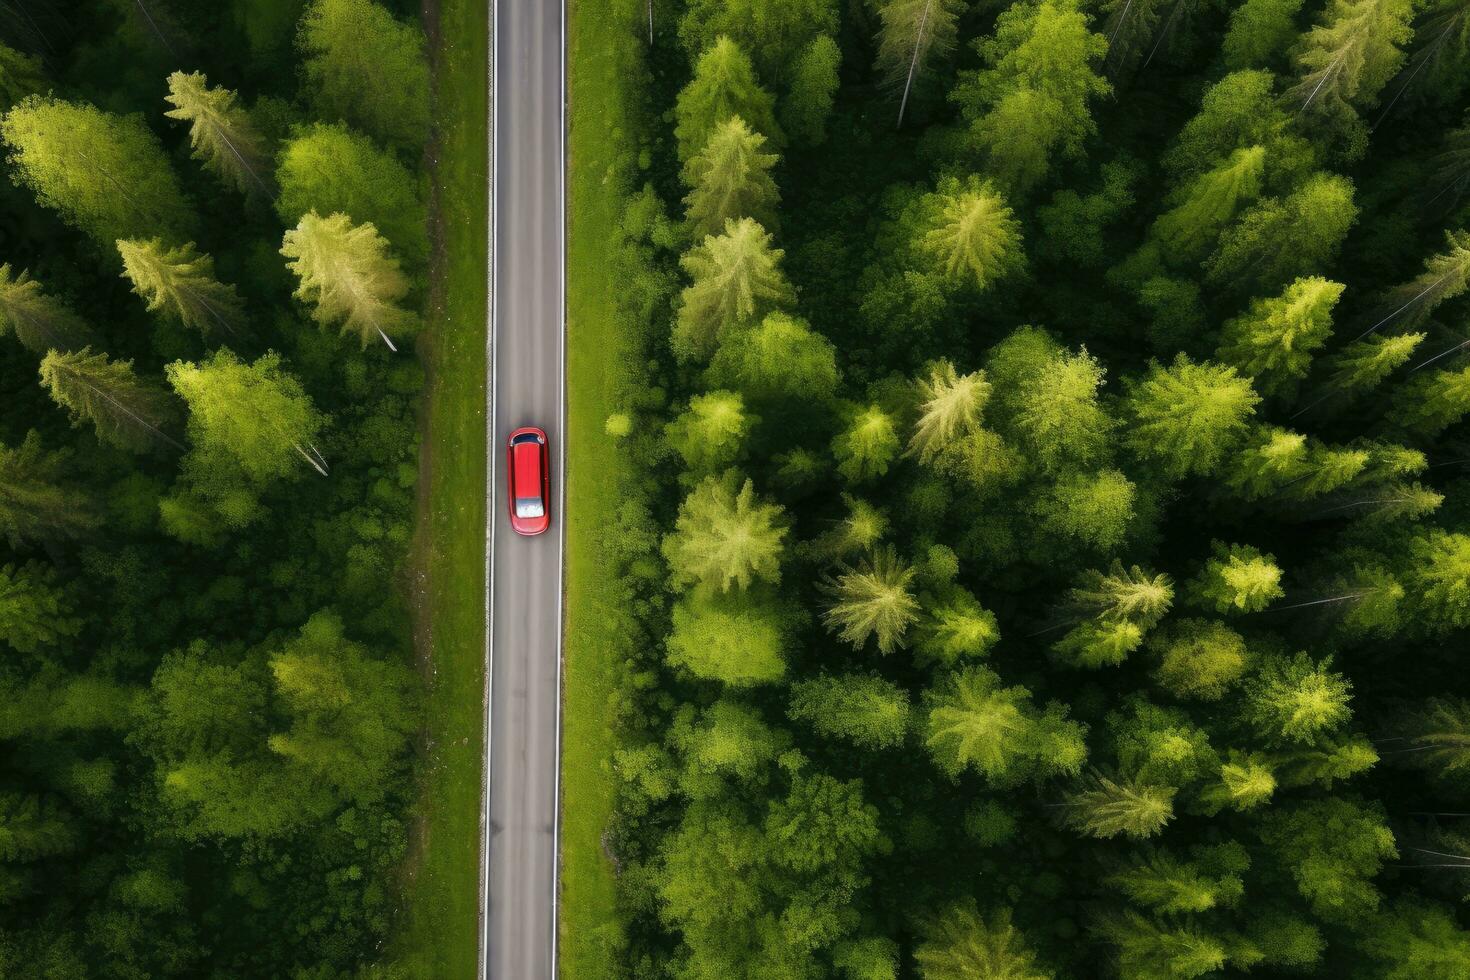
[560,0,649,972]
[394,0,488,974]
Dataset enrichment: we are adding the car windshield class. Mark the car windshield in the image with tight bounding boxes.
[515,497,545,519]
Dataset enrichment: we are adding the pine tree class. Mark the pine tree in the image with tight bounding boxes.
[0,95,196,244]
[1053,619,1144,669]
[1033,469,1137,551]
[674,37,782,163]
[705,311,839,404]
[662,471,787,592]
[875,0,966,127]
[804,494,889,563]
[1106,846,1246,914]
[924,666,1086,782]
[1288,0,1414,124]
[1152,145,1266,260]
[909,360,991,462]
[1206,174,1359,295]
[1098,0,1171,78]
[789,672,912,749]
[275,122,428,270]
[1389,365,1470,438]
[916,590,1001,664]
[1189,542,1284,613]
[163,70,272,197]
[1367,230,1470,334]
[266,611,417,804]
[1391,698,1470,778]
[917,176,1024,290]
[674,217,795,361]
[1093,911,1230,978]
[1059,773,1175,839]
[1359,901,1470,980]
[298,0,430,150]
[0,793,75,862]
[0,562,79,654]
[682,116,780,241]
[914,902,1050,980]
[1013,347,1112,471]
[782,35,841,145]
[823,546,920,653]
[1245,653,1353,744]
[1198,754,1277,812]
[1224,0,1309,69]
[1404,530,1470,631]
[0,264,94,353]
[1123,355,1260,479]
[0,432,97,547]
[1070,562,1175,628]
[1321,332,1424,399]
[39,348,182,454]
[1217,277,1344,396]
[664,390,753,473]
[833,405,901,482]
[166,350,327,485]
[281,211,418,350]
[1149,619,1250,700]
[951,0,1111,193]
[666,594,789,685]
[117,239,246,342]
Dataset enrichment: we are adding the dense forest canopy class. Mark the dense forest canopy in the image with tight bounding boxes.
[0,0,429,974]
[590,0,1470,976]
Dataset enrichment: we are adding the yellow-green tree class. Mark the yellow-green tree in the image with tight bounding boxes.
[280,211,418,351]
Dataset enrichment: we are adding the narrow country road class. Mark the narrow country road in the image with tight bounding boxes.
[482,0,565,976]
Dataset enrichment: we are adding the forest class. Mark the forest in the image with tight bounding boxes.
[0,0,431,974]
[581,0,1470,976]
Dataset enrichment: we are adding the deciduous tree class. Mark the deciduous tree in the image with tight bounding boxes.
[789,672,911,749]
[663,471,787,592]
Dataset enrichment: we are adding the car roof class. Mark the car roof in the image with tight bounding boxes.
[512,441,543,499]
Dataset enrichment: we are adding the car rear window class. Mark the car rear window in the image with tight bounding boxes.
[515,497,545,519]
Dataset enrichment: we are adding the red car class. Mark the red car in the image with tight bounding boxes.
[506,426,551,536]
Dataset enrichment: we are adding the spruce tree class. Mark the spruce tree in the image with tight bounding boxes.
[682,116,780,240]
[117,239,246,342]
[1059,773,1175,839]
[788,672,912,749]
[924,666,1086,781]
[674,37,782,162]
[163,70,272,197]
[0,96,195,244]
[674,217,795,361]
[1152,145,1266,260]
[823,546,920,653]
[0,432,97,547]
[1123,355,1260,479]
[1389,364,1470,438]
[280,211,418,351]
[38,348,182,454]
[875,0,966,127]
[0,562,79,654]
[1288,0,1414,126]
[1368,230,1470,333]
[662,471,787,592]
[0,264,94,353]
[914,902,1050,980]
[1244,654,1353,744]
[1149,619,1250,700]
[1216,277,1343,396]
[908,360,991,462]
[298,0,430,150]
[833,406,901,482]
[917,176,1024,291]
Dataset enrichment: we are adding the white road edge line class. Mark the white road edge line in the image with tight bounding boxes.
[550,0,569,970]
[480,0,498,974]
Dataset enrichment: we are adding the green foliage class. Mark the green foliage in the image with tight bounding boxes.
[823,546,920,653]
[0,432,97,547]
[832,405,901,482]
[1122,355,1260,480]
[0,264,95,354]
[1092,911,1231,979]
[875,0,966,127]
[665,390,755,473]
[914,902,1051,980]
[682,116,780,241]
[1216,277,1343,396]
[782,35,841,144]
[678,0,839,87]
[1359,901,1470,979]
[663,471,788,592]
[0,562,79,654]
[1,95,195,244]
[674,37,782,163]
[1205,173,1359,294]
[39,347,182,454]
[0,44,45,109]
[706,312,838,404]
[1258,799,1396,920]
[916,176,1025,291]
[951,0,1111,193]
[117,239,247,342]
[1105,845,1246,914]
[915,589,1001,665]
[298,0,430,150]
[164,70,272,197]
[1188,541,1283,614]
[1243,653,1353,745]
[667,593,790,685]
[1388,365,1470,439]
[909,360,991,462]
[923,666,1086,782]
[274,122,428,268]
[675,217,795,361]
[1223,0,1308,68]
[281,210,418,350]
[1059,773,1175,840]
[789,672,912,749]
[1287,0,1414,138]
[1148,619,1250,700]
[1151,146,1266,261]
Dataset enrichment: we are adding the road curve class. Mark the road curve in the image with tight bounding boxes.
[482,0,565,976]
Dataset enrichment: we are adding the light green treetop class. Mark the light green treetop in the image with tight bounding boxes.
[909,360,992,462]
[1152,145,1266,260]
[823,546,920,653]
[665,390,754,474]
[674,37,782,162]
[682,115,780,240]
[917,175,1024,291]
[675,217,795,362]
[117,238,246,342]
[875,0,966,127]
[1217,276,1343,396]
[663,471,787,593]
[163,70,272,197]
[39,347,182,455]
[1123,355,1260,479]
[0,264,94,353]
[281,211,418,350]
[1189,541,1284,614]
[915,902,1052,980]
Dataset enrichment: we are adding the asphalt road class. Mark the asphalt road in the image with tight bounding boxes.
[482,0,564,976]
